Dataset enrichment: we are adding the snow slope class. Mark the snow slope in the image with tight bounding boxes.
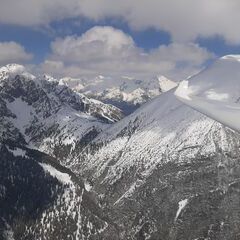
[175,55,240,132]
[79,55,240,183]
[71,55,240,238]
[76,88,221,179]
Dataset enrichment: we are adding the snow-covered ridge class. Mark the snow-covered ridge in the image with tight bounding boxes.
[175,54,240,132]
[74,55,240,190]
[0,64,123,122]
[65,55,240,239]
[59,74,177,114]
[0,64,26,75]
[0,64,177,115]
[0,64,35,80]
[2,56,240,239]
[158,76,177,92]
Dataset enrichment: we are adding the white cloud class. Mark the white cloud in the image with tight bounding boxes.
[1,0,240,44]
[0,42,33,65]
[41,26,213,80]
[50,26,135,63]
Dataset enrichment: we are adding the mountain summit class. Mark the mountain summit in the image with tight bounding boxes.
[59,75,177,114]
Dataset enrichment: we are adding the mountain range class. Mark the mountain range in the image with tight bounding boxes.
[1,56,240,239]
[59,75,177,115]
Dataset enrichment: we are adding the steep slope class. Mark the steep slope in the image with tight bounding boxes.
[0,64,123,239]
[175,55,240,132]
[60,75,177,114]
[0,141,119,240]
[0,64,123,164]
[73,56,240,239]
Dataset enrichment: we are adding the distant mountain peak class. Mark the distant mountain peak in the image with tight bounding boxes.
[157,75,178,92]
[0,63,26,72]
[59,74,177,114]
[0,64,34,80]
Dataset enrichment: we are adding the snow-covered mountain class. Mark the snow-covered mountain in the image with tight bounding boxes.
[2,56,240,239]
[70,55,240,239]
[175,55,240,133]
[0,64,123,239]
[0,64,123,164]
[59,75,177,114]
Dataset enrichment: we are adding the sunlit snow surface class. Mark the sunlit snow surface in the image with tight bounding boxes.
[60,75,177,105]
[6,146,26,157]
[39,163,72,184]
[175,55,240,133]
[175,199,188,221]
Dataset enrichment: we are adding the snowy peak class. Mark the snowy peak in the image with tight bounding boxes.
[71,54,240,238]
[0,64,123,123]
[0,64,34,80]
[0,63,26,74]
[42,74,58,83]
[175,55,240,132]
[59,74,177,114]
[71,54,240,239]
[59,77,85,91]
[177,54,240,103]
[75,56,240,186]
[0,64,124,163]
[157,75,177,92]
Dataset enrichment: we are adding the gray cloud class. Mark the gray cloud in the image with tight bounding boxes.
[0,42,33,65]
[0,0,240,44]
[0,0,81,26]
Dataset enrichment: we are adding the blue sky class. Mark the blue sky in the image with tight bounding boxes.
[0,0,240,80]
[1,19,240,64]
[0,18,173,64]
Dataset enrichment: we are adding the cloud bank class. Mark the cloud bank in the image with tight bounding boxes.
[1,0,240,44]
[41,26,213,79]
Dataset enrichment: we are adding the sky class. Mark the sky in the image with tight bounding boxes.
[1,0,240,80]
